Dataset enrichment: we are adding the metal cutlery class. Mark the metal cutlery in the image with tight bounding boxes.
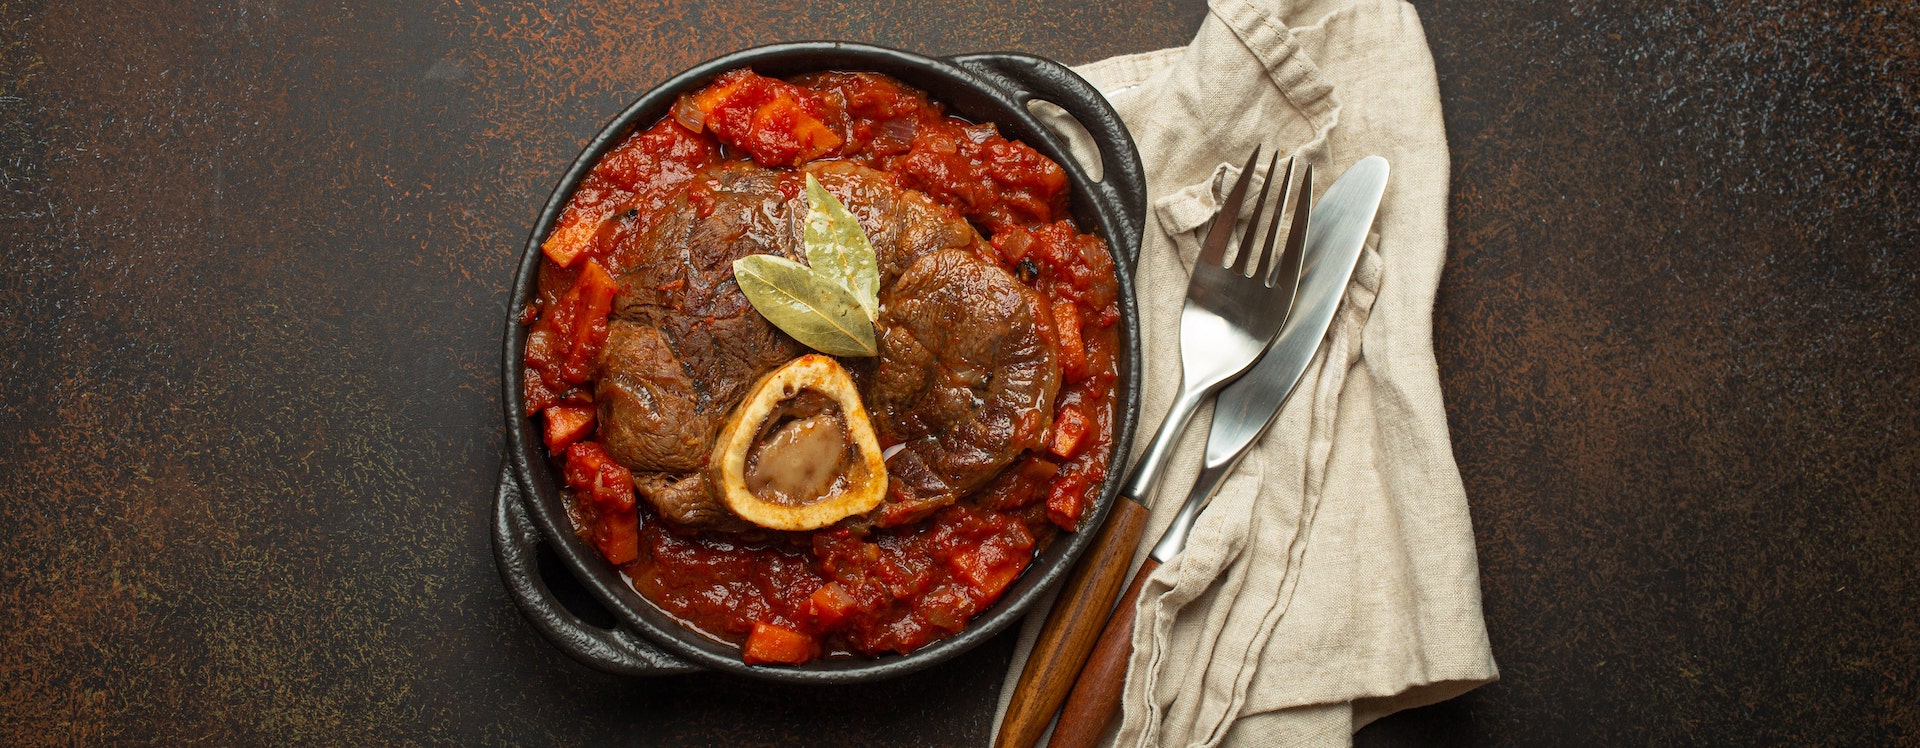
[1046,156,1391,748]
[997,148,1310,748]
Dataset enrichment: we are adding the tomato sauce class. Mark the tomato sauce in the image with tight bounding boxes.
[525,69,1122,662]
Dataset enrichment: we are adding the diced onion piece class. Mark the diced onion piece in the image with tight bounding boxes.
[671,92,706,133]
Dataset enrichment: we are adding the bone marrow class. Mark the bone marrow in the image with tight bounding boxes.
[710,355,887,530]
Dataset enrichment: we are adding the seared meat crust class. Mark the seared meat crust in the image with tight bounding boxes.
[868,248,1060,523]
[596,160,1057,530]
[597,163,805,475]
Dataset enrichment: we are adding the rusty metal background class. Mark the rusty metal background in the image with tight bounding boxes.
[1,0,1915,745]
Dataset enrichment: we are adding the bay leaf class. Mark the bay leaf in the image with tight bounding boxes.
[802,173,880,323]
[733,254,878,358]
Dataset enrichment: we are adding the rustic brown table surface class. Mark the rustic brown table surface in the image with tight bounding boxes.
[3,0,1915,745]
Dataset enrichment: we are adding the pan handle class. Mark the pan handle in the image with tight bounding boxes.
[492,464,699,676]
[948,52,1148,259]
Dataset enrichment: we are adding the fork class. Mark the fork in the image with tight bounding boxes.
[1045,156,1320,748]
[996,148,1311,748]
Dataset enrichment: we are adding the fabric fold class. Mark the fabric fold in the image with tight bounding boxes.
[994,0,1498,745]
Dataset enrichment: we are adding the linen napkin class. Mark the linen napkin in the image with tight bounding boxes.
[994,0,1499,744]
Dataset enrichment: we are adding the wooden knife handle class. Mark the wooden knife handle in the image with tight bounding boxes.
[995,498,1150,748]
[1047,556,1161,748]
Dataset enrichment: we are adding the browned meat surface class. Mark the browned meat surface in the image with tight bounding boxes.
[801,160,993,285]
[597,323,708,471]
[868,248,1061,524]
[597,162,805,527]
[631,472,754,533]
[597,159,1052,530]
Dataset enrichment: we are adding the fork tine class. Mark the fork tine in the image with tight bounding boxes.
[1197,146,1263,268]
[1253,155,1296,284]
[1268,163,1314,295]
[1230,151,1281,277]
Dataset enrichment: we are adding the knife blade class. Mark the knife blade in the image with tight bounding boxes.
[1148,155,1389,562]
[1043,156,1392,748]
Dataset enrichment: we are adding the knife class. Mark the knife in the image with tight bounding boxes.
[1043,156,1390,748]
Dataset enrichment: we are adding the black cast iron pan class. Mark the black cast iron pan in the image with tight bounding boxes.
[496,41,1146,683]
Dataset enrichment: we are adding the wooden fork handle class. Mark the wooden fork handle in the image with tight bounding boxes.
[995,498,1150,748]
[1048,556,1161,748]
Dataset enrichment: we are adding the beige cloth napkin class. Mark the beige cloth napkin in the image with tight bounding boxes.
[994,0,1499,745]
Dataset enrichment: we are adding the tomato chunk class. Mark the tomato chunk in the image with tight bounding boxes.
[743,622,819,665]
[941,513,1035,607]
[540,119,718,268]
[562,442,639,564]
[564,442,635,512]
[559,260,619,384]
[893,121,1067,234]
[595,508,640,566]
[688,69,845,167]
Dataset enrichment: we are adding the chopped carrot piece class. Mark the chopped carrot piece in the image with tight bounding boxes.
[743,622,818,665]
[540,212,601,268]
[806,582,859,629]
[1049,403,1088,459]
[1053,299,1089,382]
[992,226,1036,263]
[542,404,596,453]
[1046,474,1088,531]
